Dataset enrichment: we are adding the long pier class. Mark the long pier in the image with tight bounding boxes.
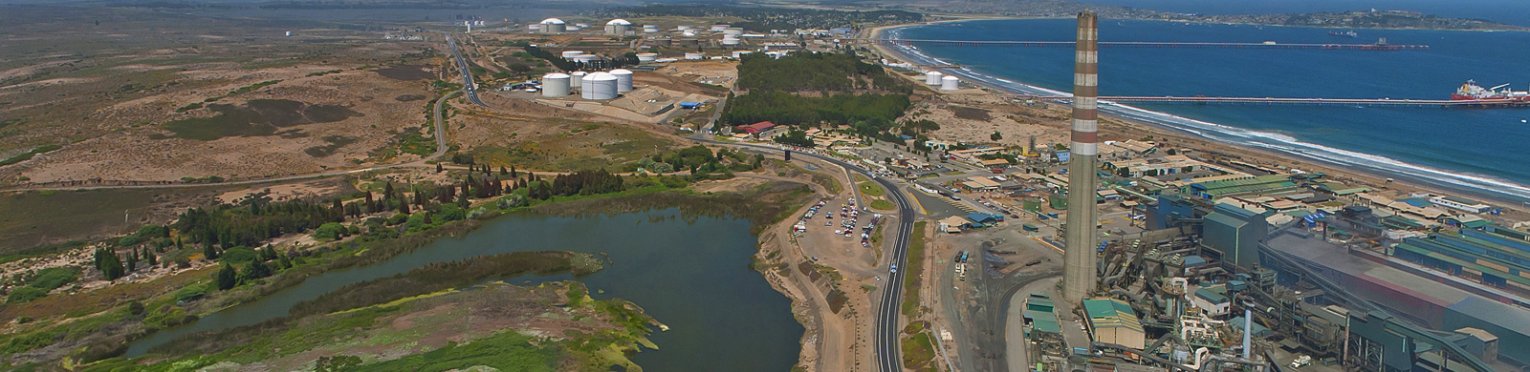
[867,38,1429,51]
[1045,96,1530,108]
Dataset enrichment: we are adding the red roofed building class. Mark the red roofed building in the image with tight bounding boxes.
[734,121,777,136]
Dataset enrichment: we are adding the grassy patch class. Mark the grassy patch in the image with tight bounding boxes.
[900,221,926,318]
[303,135,358,157]
[900,329,937,371]
[0,144,62,166]
[164,99,359,140]
[859,181,887,198]
[871,199,895,211]
[0,189,160,257]
[363,330,560,371]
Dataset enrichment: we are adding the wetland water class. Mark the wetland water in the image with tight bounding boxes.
[124,208,803,371]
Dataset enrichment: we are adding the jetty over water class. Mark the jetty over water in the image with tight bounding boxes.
[868,38,1430,51]
[1065,96,1528,108]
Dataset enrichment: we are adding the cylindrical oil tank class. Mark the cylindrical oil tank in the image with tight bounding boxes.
[684,52,704,60]
[940,75,960,91]
[583,72,618,100]
[605,19,631,36]
[541,73,570,97]
[643,25,659,33]
[570,71,586,89]
[636,53,658,63]
[722,36,740,46]
[925,71,943,85]
[561,50,584,58]
[723,29,743,37]
[610,69,634,93]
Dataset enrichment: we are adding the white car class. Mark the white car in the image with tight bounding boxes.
[890,264,898,273]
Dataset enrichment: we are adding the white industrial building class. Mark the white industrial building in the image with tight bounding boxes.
[940,75,960,91]
[539,18,567,34]
[605,19,632,36]
[610,69,634,93]
[542,73,571,97]
[582,72,618,100]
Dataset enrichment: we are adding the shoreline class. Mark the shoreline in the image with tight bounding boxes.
[866,20,1530,211]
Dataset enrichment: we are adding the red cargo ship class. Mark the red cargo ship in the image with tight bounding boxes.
[1452,80,1530,101]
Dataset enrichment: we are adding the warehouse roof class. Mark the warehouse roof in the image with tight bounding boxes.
[1083,298,1144,333]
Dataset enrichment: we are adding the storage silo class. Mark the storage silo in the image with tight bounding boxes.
[940,75,960,91]
[570,71,587,89]
[684,52,704,60]
[542,73,571,97]
[605,19,632,36]
[722,36,740,46]
[584,72,618,100]
[924,71,943,85]
[540,18,566,33]
[610,69,634,93]
[636,53,658,63]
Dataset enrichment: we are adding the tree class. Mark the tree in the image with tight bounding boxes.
[203,243,219,261]
[96,250,125,281]
[313,222,347,241]
[990,131,1003,141]
[216,263,238,290]
[243,260,272,280]
[436,163,444,173]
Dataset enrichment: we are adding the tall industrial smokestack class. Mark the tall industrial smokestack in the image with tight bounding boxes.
[1062,11,1100,304]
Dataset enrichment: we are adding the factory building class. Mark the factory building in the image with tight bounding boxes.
[1201,203,1269,270]
[1189,284,1231,317]
[1186,174,1298,200]
[1022,294,1064,355]
[1083,298,1146,350]
[1147,193,1204,231]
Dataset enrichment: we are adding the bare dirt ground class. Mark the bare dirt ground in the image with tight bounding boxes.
[0,6,444,186]
[902,88,1069,149]
[751,158,890,372]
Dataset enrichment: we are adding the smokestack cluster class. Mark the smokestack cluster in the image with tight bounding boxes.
[1063,11,1100,304]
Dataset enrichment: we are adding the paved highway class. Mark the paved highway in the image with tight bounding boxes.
[444,35,486,107]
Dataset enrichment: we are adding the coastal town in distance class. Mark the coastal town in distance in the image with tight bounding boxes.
[3,0,1530,371]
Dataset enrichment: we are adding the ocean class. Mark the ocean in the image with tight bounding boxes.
[1081,0,1530,27]
[891,19,1530,204]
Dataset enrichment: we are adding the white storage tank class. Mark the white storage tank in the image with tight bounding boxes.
[940,75,960,91]
[721,36,740,46]
[540,18,566,33]
[643,24,659,33]
[723,29,743,37]
[710,24,729,32]
[925,71,943,85]
[636,53,658,63]
[684,52,704,60]
[583,72,619,100]
[561,50,584,58]
[542,73,571,97]
[610,69,634,93]
[570,71,587,89]
[605,19,632,36]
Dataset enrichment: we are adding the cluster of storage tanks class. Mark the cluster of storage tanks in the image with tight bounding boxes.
[540,69,634,100]
[924,71,960,91]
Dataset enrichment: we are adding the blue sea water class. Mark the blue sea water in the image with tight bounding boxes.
[894,19,1530,203]
[1081,0,1530,27]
